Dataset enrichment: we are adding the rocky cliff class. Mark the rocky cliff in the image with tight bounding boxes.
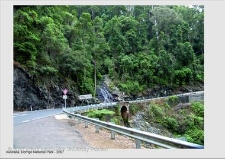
[13,65,76,111]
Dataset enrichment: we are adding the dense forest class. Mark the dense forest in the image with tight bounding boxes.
[14,5,204,97]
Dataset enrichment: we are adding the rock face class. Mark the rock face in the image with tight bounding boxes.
[13,68,204,112]
[13,66,75,111]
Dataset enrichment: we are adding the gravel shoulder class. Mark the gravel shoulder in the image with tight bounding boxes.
[61,114,148,149]
[14,114,149,150]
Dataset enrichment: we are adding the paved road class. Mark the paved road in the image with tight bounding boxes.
[13,115,90,149]
[13,108,63,126]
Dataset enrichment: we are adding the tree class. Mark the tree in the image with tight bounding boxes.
[39,18,68,62]
[150,6,183,35]
[76,12,94,93]
[118,16,140,53]
[174,42,195,67]
[92,16,110,96]
[173,5,204,56]
[13,5,204,100]
[14,7,40,69]
[174,67,193,86]
[104,16,124,57]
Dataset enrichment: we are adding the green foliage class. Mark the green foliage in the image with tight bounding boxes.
[108,82,115,90]
[13,5,204,145]
[191,102,204,117]
[79,77,94,95]
[195,73,204,82]
[14,8,40,69]
[167,95,178,106]
[14,5,204,103]
[118,80,143,95]
[86,109,115,121]
[150,104,164,117]
[129,104,140,115]
[114,104,120,116]
[174,42,195,67]
[149,103,165,124]
[146,100,204,145]
[39,66,58,76]
[174,67,193,86]
[110,116,123,125]
[163,117,178,132]
[184,128,204,145]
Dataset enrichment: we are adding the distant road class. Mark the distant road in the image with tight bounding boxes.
[13,108,63,126]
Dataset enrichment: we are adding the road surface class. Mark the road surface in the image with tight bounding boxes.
[13,109,90,149]
[13,108,63,126]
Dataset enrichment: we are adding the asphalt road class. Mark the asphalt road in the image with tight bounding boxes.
[13,108,63,126]
[13,108,90,149]
[13,115,90,149]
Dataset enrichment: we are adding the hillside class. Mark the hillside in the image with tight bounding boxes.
[13,64,203,111]
[128,98,204,145]
[13,5,204,111]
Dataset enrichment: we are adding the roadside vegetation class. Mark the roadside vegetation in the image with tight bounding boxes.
[82,98,204,145]
[130,98,204,145]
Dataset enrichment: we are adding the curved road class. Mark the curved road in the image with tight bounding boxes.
[13,108,63,126]
[13,108,90,149]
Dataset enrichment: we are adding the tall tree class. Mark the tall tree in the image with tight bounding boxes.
[92,16,110,96]
[14,6,40,69]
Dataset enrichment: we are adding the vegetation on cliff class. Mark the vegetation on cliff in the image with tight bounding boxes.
[14,5,204,96]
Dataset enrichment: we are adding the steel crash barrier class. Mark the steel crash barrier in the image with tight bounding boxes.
[65,102,118,113]
[63,104,204,149]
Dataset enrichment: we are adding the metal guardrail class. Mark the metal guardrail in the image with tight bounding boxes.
[67,91,204,111]
[63,104,204,149]
[66,102,118,113]
[127,91,204,104]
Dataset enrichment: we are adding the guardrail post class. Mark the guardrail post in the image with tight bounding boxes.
[135,139,141,149]
[111,131,115,140]
[85,121,88,128]
[78,119,81,124]
[110,122,115,140]
[94,118,100,133]
[134,127,141,149]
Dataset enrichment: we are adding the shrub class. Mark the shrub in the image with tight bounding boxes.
[167,95,178,106]
[149,103,165,123]
[174,67,193,86]
[114,104,120,116]
[129,104,139,115]
[86,109,115,120]
[191,102,204,117]
[118,80,143,95]
[150,104,164,117]
[195,74,203,82]
[184,128,204,145]
[110,116,123,125]
[164,117,178,132]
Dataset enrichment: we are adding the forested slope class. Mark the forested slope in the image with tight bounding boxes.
[13,5,204,108]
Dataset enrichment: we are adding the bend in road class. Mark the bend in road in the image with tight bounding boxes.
[13,108,63,126]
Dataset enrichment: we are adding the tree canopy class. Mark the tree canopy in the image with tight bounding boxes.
[14,5,204,95]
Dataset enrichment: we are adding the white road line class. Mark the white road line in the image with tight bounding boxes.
[14,112,63,125]
[30,113,63,121]
[13,114,28,117]
[21,113,63,123]
[22,120,30,123]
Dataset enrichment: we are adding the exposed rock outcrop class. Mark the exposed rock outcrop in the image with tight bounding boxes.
[13,66,76,111]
